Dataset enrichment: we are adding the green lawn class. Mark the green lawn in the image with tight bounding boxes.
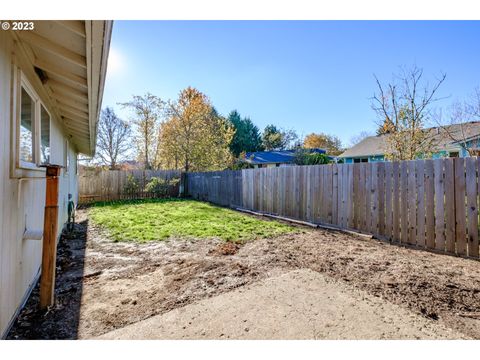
[89,198,297,243]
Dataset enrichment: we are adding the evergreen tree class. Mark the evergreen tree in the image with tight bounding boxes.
[227,110,263,156]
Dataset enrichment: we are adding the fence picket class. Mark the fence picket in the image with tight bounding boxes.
[365,163,372,233]
[332,164,338,226]
[455,158,467,256]
[326,165,333,224]
[359,163,366,232]
[416,160,425,248]
[407,161,417,245]
[384,162,392,240]
[392,162,400,243]
[434,159,446,252]
[466,158,479,257]
[377,162,385,237]
[444,159,456,253]
[399,162,409,244]
[425,160,435,250]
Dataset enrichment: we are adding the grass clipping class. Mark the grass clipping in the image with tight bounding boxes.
[89,199,297,243]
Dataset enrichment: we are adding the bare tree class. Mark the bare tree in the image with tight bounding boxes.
[96,107,131,169]
[371,65,447,160]
[434,87,480,156]
[468,87,480,118]
[349,131,372,147]
[119,93,165,170]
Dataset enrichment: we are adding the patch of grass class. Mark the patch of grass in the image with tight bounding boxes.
[89,198,297,243]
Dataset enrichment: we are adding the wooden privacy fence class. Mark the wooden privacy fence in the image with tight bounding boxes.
[79,169,181,204]
[185,170,243,208]
[186,158,480,259]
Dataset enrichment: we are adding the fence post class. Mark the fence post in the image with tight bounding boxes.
[40,165,62,309]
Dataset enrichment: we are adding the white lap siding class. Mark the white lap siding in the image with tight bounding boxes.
[0,29,79,338]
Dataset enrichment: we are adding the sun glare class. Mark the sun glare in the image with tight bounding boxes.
[107,47,123,75]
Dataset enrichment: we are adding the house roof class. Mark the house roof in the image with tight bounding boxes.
[339,135,389,158]
[244,148,326,164]
[13,21,112,156]
[339,121,480,158]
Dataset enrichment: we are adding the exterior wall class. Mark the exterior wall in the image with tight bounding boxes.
[344,149,480,162]
[343,155,385,163]
[0,30,79,337]
[460,138,480,157]
[369,155,385,162]
[253,163,284,168]
[431,150,449,159]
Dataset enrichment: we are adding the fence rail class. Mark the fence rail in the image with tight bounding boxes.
[186,158,480,259]
[78,169,181,204]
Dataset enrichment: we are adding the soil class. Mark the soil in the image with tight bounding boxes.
[7,209,480,339]
[97,269,465,340]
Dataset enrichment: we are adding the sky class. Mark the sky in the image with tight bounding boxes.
[102,21,480,146]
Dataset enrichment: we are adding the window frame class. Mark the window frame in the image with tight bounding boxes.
[18,76,39,170]
[11,68,52,173]
[39,103,52,166]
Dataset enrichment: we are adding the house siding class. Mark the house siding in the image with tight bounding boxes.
[344,155,385,163]
[344,148,478,163]
[0,30,79,337]
[460,138,480,157]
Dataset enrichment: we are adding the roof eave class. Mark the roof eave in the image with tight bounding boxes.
[85,20,113,157]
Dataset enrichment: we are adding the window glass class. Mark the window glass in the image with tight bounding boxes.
[20,87,35,163]
[40,105,50,164]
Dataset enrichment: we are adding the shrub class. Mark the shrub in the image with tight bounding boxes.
[293,149,331,165]
[305,152,331,165]
[123,174,140,194]
[229,159,253,170]
[145,177,180,196]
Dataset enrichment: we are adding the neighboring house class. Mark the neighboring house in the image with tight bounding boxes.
[339,122,480,163]
[0,21,111,337]
[243,149,326,168]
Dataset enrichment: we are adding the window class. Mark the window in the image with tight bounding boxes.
[40,105,51,164]
[449,151,459,158]
[13,71,52,173]
[20,87,35,164]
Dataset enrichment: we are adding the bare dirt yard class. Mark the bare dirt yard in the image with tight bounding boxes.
[7,207,480,339]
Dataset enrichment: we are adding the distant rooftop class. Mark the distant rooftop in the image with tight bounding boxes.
[244,148,325,164]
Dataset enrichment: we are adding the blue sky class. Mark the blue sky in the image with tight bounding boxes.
[102,21,480,146]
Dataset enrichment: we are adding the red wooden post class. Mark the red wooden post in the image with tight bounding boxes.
[40,165,62,309]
